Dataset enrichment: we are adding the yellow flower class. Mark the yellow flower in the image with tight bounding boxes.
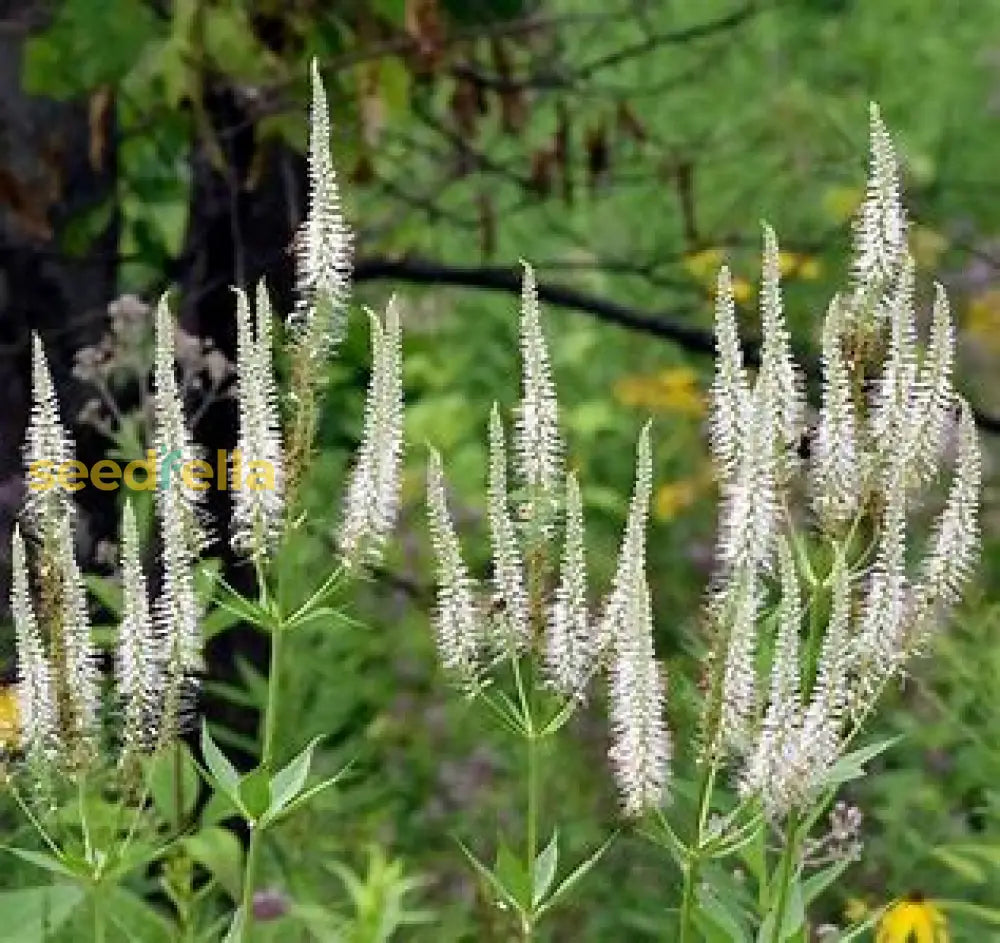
[682,247,724,281]
[777,251,823,281]
[613,367,704,416]
[844,897,869,923]
[822,184,863,224]
[730,276,753,304]
[965,290,1000,352]
[654,478,699,521]
[0,685,19,751]
[877,895,949,943]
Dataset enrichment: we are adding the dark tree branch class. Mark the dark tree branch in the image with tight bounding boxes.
[353,253,1000,435]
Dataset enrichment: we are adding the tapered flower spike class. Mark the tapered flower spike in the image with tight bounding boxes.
[850,102,907,312]
[601,424,670,814]
[795,550,852,794]
[117,502,161,757]
[153,294,205,555]
[911,284,955,482]
[514,261,563,529]
[545,471,591,698]
[153,295,203,728]
[719,569,760,753]
[339,297,404,565]
[426,449,481,683]
[292,58,353,355]
[23,334,75,535]
[741,539,802,814]
[759,223,804,454]
[910,400,981,646]
[11,526,58,771]
[608,578,670,817]
[869,255,919,475]
[54,514,99,760]
[709,265,749,479]
[812,297,861,524]
[597,422,653,658]
[716,381,778,576]
[486,404,529,648]
[232,283,285,558]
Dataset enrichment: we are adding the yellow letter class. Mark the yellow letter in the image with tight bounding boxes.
[181,460,213,491]
[91,459,121,491]
[26,461,53,491]
[231,449,242,491]
[244,461,275,492]
[123,450,157,491]
[58,460,88,492]
[217,449,228,491]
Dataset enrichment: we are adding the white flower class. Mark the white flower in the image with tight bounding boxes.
[117,502,162,756]
[232,282,285,557]
[514,261,562,530]
[426,449,481,682]
[545,471,591,699]
[23,334,75,536]
[11,525,58,768]
[485,404,529,649]
[292,58,353,356]
[338,298,404,565]
[603,424,670,814]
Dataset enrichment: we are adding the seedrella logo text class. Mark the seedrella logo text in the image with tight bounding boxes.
[28,450,275,493]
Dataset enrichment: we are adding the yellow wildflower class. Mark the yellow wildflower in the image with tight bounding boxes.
[822,184,863,224]
[613,367,705,416]
[965,290,1000,353]
[683,247,724,281]
[730,276,752,304]
[877,894,949,943]
[777,251,823,281]
[654,478,699,521]
[844,897,869,923]
[0,685,19,751]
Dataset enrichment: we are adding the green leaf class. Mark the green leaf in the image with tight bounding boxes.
[213,577,273,630]
[756,876,804,943]
[536,831,618,917]
[695,884,751,943]
[239,768,272,821]
[937,899,1000,927]
[85,574,124,618]
[455,839,523,916]
[816,736,902,791]
[104,888,175,942]
[0,885,82,939]
[182,827,243,901]
[146,742,200,822]
[801,855,852,907]
[1,846,78,880]
[265,766,352,826]
[495,839,531,909]
[931,846,987,884]
[266,737,321,821]
[200,720,242,803]
[532,831,559,905]
[223,906,245,943]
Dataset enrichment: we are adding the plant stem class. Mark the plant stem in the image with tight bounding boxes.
[523,726,539,942]
[92,889,106,943]
[768,808,801,943]
[240,625,285,942]
[678,759,718,943]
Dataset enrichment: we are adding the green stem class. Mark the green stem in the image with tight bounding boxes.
[768,809,801,943]
[523,727,538,942]
[240,625,285,942]
[678,759,718,943]
[92,889,106,943]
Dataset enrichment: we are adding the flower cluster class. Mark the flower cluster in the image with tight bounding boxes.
[705,105,981,817]
[425,263,669,815]
[12,319,203,790]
